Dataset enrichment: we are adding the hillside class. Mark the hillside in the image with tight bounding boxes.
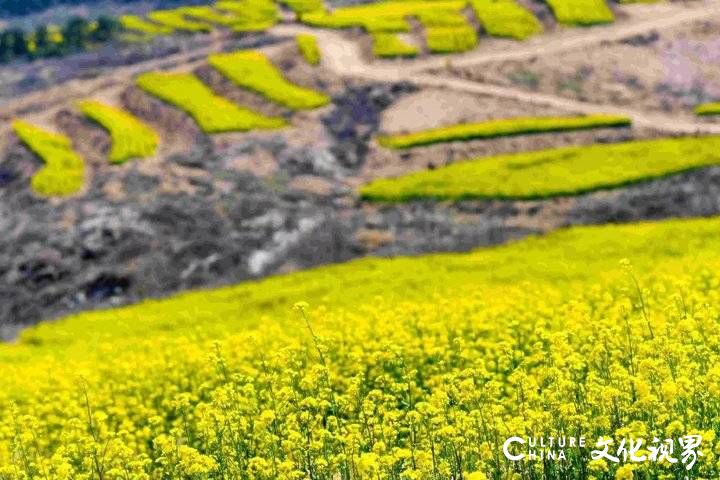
[2,0,720,477]
[2,217,720,478]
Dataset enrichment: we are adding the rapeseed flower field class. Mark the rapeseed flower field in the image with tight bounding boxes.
[11,120,85,197]
[2,217,720,478]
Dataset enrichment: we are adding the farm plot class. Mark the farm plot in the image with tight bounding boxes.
[425,25,478,53]
[470,0,542,40]
[136,72,286,133]
[361,136,720,200]
[279,0,324,15]
[379,114,632,149]
[78,100,159,164]
[545,0,615,26]
[695,103,720,116]
[12,120,85,197]
[176,6,246,28]
[208,51,330,110]
[3,215,720,478]
[296,34,322,65]
[372,32,419,57]
[301,1,465,32]
[215,0,280,31]
[119,15,173,36]
[147,10,213,33]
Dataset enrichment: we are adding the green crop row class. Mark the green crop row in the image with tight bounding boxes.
[425,25,478,53]
[372,32,419,57]
[296,34,322,65]
[136,71,286,133]
[209,50,330,110]
[471,0,543,40]
[78,100,159,164]
[12,120,85,197]
[379,114,631,149]
[361,135,720,201]
[545,0,614,26]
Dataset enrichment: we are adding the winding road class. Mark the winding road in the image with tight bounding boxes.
[272,0,720,135]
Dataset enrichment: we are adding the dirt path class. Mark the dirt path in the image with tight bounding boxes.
[4,0,720,137]
[272,3,720,136]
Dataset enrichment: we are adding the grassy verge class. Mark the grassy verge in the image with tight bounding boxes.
[12,120,85,197]
[209,50,330,110]
[379,114,631,149]
[78,100,159,163]
[4,216,720,477]
[136,72,286,133]
[545,0,614,25]
[362,135,720,201]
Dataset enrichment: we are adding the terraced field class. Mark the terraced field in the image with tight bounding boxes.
[362,136,720,200]
[78,100,159,164]
[372,32,419,57]
[6,1,720,478]
[136,71,286,133]
[296,33,321,65]
[208,51,330,110]
[11,120,85,197]
[379,115,632,148]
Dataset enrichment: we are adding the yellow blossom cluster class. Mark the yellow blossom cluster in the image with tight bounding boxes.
[1,217,720,479]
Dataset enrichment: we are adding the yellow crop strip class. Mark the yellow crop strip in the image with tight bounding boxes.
[78,100,159,163]
[209,50,330,110]
[12,120,85,197]
[176,6,245,27]
[362,136,720,200]
[372,32,419,57]
[216,0,279,31]
[302,0,465,32]
[119,15,173,36]
[545,0,615,26]
[147,10,213,32]
[279,0,324,14]
[136,71,286,133]
[425,25,478,53]
[694,103,720,116]
[2,216,720,477]
[297,34,322,65]
[470,0,542,40]
[378,115,632,148]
